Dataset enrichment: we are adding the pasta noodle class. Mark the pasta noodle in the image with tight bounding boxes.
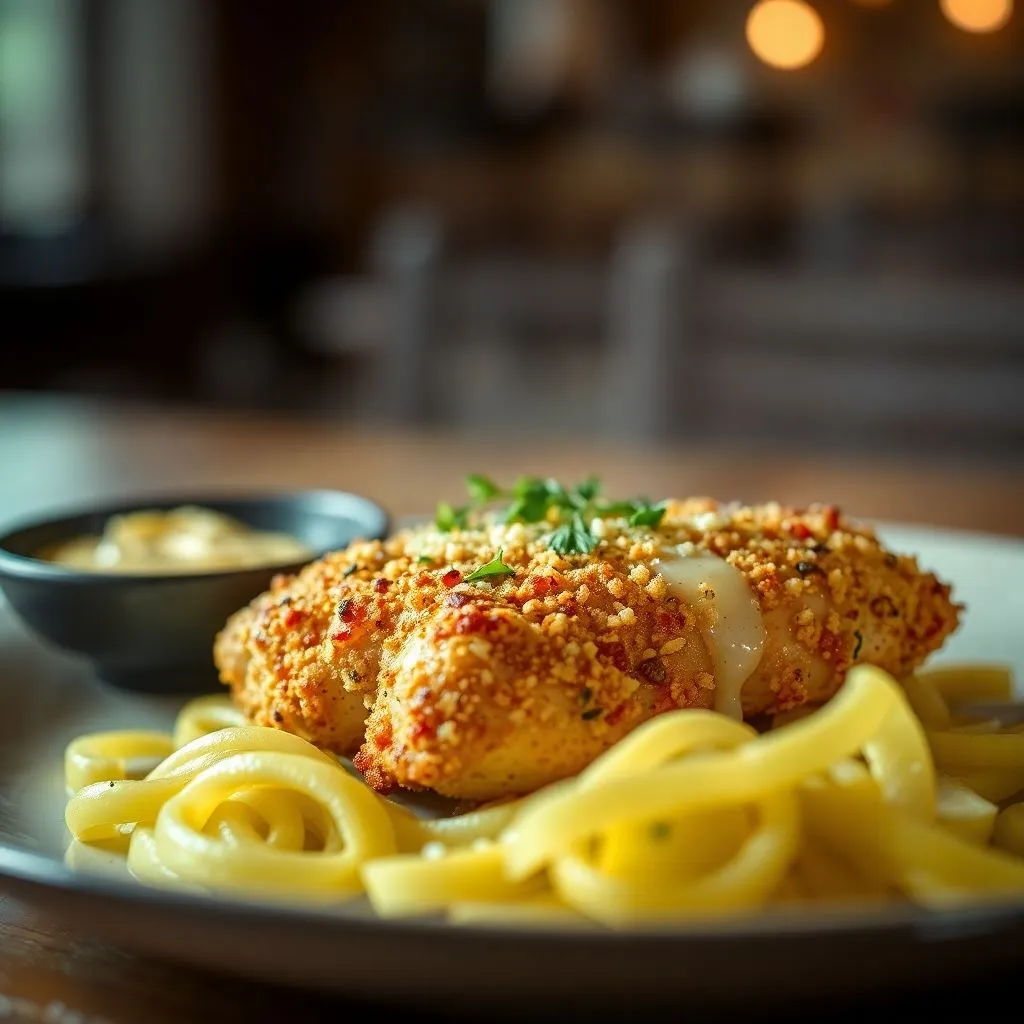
[62,665,1024,926]
[172,695,247,748]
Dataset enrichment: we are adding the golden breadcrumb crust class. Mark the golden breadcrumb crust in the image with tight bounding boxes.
[214,499,960,800]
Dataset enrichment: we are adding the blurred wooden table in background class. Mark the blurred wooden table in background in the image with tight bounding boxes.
[1,391,1023,1024]
[2,392,1022,535]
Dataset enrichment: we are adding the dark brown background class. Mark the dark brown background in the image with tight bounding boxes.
[2,0,1022,459]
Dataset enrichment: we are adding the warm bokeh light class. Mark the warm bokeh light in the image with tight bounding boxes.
[746,0,825,70]
[940,0,1014,32]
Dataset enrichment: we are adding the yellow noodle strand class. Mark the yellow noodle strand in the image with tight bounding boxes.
[62,663,1024,926]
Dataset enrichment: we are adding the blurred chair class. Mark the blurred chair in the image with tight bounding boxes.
[687,271,1024,454]
[369,205,445,423]
[601,218,691,441]
[292,204,1024,458]
[293,204,605,431]
[293,204,443,425]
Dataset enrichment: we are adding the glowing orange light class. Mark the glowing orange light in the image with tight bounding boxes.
[746,0,825,70]
[940,0,1013,32]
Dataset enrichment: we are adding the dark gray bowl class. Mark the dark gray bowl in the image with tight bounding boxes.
[0,490,389,694]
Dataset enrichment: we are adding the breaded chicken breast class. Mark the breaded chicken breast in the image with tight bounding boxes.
[214,498,960,801]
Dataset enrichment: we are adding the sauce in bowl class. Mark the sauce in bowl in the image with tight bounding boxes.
[43,506,312,574]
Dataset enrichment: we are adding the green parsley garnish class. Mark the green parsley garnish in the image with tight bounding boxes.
[649,822,672,841]
[466,473,502,503]
[596,499,641,518]
[629,501,668,528]
[853,630,864,659]
[503,477,557,523]
[435,501,469,532]
[581,706,603,721]
[464,549,516,584]
[436,473,507,531]
[436,474,670,554]
[416,555,434,565]
[574,475,601,502]
[548,513,599,556]
[343,564,359,578]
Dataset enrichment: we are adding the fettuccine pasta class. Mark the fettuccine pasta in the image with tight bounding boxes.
[63,663,1024,926]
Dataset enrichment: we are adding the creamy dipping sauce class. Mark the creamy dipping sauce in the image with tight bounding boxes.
[43,506,312,574]
[655,551,766,719]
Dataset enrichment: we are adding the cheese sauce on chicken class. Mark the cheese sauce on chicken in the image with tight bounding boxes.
[214,498,960,801]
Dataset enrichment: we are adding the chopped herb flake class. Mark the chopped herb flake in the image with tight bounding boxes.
[464,549,516,583]
[649,822,671,841]
[629,501,668,528]
[435,502,469,532]
[581,706,603,721]
[580,686,594,704]
[574,475,601,503]
[547,513,599,556]
[343,564,358,578]
[504,494,549,524]
[504,477,551,523]
[416,555,433,565]
[597,499,640,518]
[466,473,502,503]
[853,630,864,659]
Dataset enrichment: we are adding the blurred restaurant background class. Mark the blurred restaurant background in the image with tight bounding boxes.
[0,0,1022,458]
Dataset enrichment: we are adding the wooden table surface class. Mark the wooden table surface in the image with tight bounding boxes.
[1,392,1023,1023]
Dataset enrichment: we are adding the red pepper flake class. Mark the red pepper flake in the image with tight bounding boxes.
[656,609,685,633]
[819,629,843,660]
[330,627,351,643]
[530,575,560,597]
[283,608,304,628]
[442,569,462,587]
[372,726,392,750]
[409,719,435,743]
[455,608,491,635]
[596,640,630,673]
[338,599,360,624]
[823,506,840,532]
[605,703,628,727]
[373,577,391,594]
[790,522,812,541]
[649,683,675,715]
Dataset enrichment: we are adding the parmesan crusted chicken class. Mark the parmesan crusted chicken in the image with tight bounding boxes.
[214,498,960,801]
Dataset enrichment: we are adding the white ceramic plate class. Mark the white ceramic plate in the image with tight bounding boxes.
[1,522,1023,1009]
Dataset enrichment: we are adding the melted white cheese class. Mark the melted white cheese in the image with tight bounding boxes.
[654,552,766,719]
